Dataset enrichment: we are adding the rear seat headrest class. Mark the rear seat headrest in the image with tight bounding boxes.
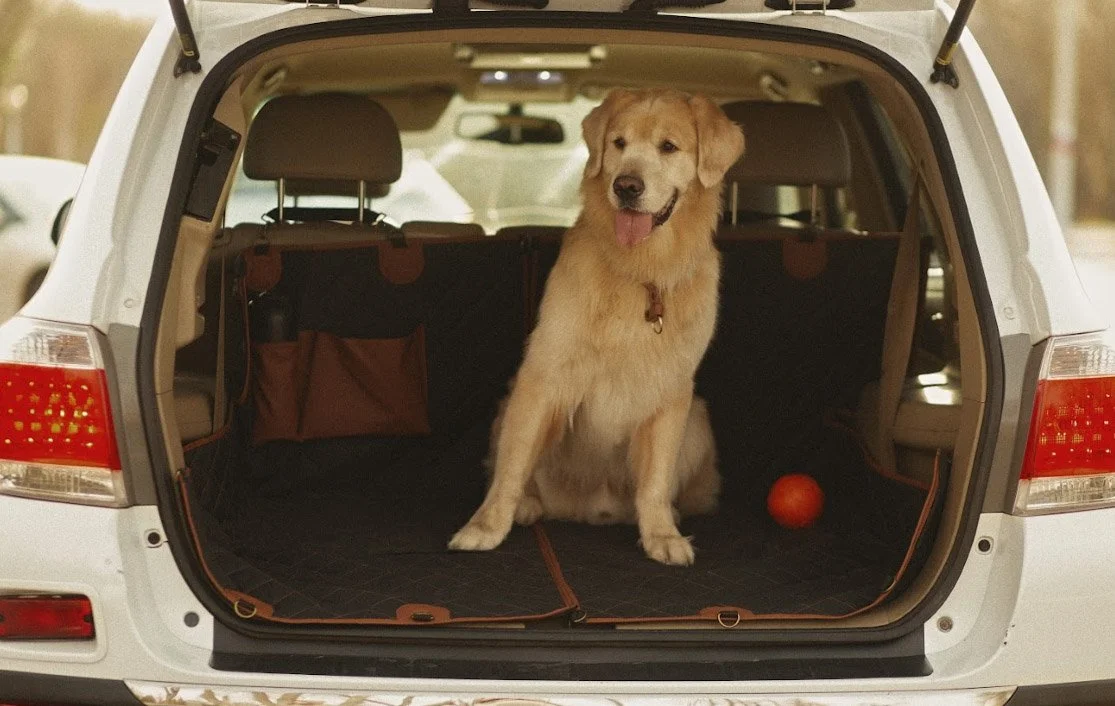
[721,101,851,188]
[284,178,390,199]
[244,94,403,185]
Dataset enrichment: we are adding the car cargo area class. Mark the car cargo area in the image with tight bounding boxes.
[162,36,975,631]
[175,225,948,627]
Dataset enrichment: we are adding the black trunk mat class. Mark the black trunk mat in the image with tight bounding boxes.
[184,418,935,624]
[183,420,573,623]
[544,427,934,620]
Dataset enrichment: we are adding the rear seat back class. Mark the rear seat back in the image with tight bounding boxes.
[720,101,851,229]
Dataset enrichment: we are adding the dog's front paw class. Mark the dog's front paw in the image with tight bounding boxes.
[641,534,695,566]
[448,521,508,552]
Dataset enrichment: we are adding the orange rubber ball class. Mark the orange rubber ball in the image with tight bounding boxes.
[766,473,825,529]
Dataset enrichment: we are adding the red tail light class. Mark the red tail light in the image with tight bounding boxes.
[1016,330,1115,513]
[0,318,126,506]
[0,595,94,640]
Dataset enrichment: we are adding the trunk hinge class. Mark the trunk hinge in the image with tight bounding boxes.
[168,0,202,77]
[929,0,977,88]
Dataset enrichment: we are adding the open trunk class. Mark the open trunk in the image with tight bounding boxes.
[157,29,980,638]
[175,227,947,627]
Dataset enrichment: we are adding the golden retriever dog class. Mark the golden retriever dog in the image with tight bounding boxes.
[449,88,744,565]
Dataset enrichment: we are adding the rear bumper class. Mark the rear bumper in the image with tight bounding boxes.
[2,496,1115,693]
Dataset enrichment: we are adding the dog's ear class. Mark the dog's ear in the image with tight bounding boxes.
[689,94,745,188]
[582,89,637,179]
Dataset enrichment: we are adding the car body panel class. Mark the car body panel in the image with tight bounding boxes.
[5,0,1112,697]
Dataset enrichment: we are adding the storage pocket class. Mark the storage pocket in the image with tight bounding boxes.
[250,340,306,445]
[299,326,430,439]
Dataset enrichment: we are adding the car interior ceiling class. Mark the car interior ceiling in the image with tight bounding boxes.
[159,32,985,630]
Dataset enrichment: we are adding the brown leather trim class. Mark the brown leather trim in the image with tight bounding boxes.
[176,468,246,608]
[395,603,452,624]
[377,241,425,285]
[782,238,828,280]
[534,523,579,610]
[181,423,231,454]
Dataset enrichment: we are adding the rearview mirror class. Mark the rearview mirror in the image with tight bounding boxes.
[455,112,564,145]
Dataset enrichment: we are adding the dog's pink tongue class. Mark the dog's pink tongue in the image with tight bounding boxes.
[615,209,654,247]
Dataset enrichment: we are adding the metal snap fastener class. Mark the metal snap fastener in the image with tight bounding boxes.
[718,610,741,628]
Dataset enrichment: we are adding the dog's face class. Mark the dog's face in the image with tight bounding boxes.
[582,89,745,248]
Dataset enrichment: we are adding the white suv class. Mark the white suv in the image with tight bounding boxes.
[2,1,1112,704]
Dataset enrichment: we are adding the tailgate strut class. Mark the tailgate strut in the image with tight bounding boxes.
[168,0,202,77]
[929,0,976,88]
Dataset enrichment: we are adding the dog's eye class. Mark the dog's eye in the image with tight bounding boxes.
[613,137,626,150]
[660,140,678,154]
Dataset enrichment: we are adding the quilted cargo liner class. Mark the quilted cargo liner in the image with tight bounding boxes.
[181,414,941,625]
[178,229,949,626]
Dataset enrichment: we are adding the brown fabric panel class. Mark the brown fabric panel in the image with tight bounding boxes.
[299,327,430,439]
[377,241,425,285]
[250,340,306,445]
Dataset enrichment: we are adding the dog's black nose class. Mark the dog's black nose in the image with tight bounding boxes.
[613,175,645,204]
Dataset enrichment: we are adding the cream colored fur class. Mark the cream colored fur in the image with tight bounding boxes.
[449,89,745,565]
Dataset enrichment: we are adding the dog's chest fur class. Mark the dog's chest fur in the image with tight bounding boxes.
[526,234,720,439]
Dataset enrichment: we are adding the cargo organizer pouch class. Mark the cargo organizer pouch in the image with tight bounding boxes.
[244,241,430,444]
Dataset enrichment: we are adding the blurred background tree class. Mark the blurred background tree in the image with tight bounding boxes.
[0,0,1111,221]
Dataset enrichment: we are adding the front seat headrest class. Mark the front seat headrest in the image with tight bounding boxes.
[243,94,403,185]
[721,101,851,188]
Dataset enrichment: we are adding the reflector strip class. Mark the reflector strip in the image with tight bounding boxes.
[0,595,94,640]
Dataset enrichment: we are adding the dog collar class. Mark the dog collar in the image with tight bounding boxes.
[644,283,664,334]
[653,190,679,227]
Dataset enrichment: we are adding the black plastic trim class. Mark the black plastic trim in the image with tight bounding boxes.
[0,669,142,705]
[213,619,929,679]
[138,8,1004,672]
[1008,679,1115,706]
